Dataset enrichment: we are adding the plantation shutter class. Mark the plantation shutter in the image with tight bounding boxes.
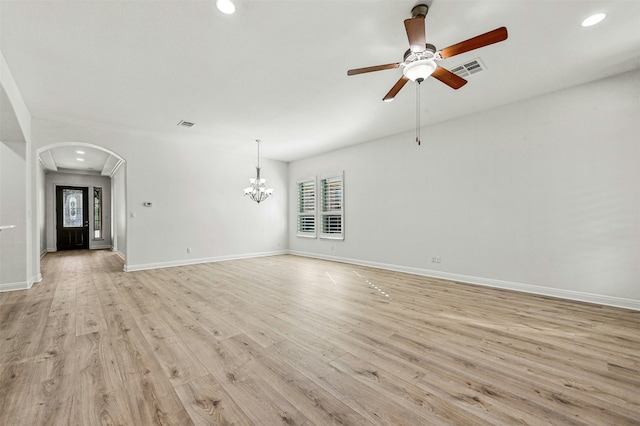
[320,174,344,239]
[297,179,316,236]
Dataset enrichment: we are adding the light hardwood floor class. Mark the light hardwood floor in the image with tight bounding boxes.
[0,250,638,425]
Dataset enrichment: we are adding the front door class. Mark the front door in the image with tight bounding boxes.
[56,186,90,250]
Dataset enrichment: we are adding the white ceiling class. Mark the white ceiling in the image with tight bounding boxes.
[1,0,639,164]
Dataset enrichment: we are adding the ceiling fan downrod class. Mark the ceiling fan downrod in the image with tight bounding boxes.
[411,4,428,19]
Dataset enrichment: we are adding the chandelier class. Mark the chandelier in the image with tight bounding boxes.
[243,139,273,203]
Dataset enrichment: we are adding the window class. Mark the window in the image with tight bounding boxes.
[296,172,344,240]
[320,173,344,240]
[297,179,316,237]
[94,187,103,239]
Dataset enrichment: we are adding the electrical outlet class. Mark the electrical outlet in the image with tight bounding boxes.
[436,256,441,263]
[187,248,191,254]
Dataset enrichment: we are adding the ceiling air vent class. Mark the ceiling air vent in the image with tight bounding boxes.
[177,120,195,128]
[450,58,485,78]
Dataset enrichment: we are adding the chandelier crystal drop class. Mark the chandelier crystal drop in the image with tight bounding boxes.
[243,139,273,203]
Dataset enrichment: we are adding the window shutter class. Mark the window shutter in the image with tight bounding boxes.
[297,215,315,233]
[321,176,342,212]
[297,179,316,236]
[320,173,344,239]
[298,181,315,213]
[322,215,342,234]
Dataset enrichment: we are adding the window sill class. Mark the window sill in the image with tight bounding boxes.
[320,235,344,241]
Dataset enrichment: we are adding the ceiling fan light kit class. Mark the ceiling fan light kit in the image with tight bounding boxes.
[347,2,508,144]
[403,59,437,82]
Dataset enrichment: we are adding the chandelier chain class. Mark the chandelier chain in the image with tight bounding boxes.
[256,139,260,168]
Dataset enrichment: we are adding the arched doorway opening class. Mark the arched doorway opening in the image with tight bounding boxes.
[35,142,127,276]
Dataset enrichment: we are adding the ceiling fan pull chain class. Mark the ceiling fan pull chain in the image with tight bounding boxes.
[416,80,421,145]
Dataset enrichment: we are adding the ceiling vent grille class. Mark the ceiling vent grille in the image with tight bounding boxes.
[450,58,485,77]
[177,120,195,128]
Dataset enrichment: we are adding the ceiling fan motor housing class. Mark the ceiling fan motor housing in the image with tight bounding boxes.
[403,44,436,62]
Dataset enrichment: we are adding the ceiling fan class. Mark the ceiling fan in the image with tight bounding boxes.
[347,3,508,103]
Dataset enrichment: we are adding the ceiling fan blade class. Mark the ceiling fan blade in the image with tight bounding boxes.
[404,17,426,53]
[347,62,401,76]
[432,67,467,89]
[439,27,508,59]
[382,76,410,102]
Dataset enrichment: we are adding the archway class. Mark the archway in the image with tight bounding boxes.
[35,142,127,278]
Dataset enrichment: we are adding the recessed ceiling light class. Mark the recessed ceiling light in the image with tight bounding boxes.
[76,158,85,161]
[581,13,606,27]
[76,150,85,154]
[216,0,235,15]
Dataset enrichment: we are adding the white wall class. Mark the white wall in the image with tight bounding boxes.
[0,142,27,288]
[289,69,640,310]
[1,51,31,143]
[1,49,33,290]
[32,119,288,271]
[37,161,46,257]
[44,172,112,251]
[112,163,126,258]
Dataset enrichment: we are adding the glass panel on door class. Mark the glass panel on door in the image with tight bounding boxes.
[63,188,84,228]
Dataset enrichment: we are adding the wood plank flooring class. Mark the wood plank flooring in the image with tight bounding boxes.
[1,249,638,425]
